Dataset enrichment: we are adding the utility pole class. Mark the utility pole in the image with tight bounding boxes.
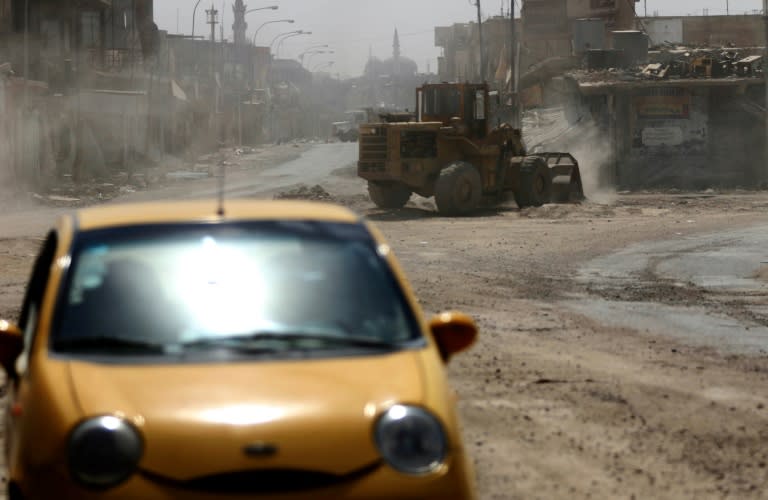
[476,0,485,82]
[207,5,219,75]
[509,0,518,128]
[220,0,225,42]
[206,5,220,142]
[22,0,28,184]
[764,0,768,184]
[509,0,514,91]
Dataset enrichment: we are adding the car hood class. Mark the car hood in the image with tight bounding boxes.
[67,350,426,480]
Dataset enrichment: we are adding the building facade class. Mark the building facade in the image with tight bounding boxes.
[642,15,765,48]
[521,0,639,66]
[571,76,766,189]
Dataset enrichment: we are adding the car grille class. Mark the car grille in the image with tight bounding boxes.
[358,129,388,173]
[142,466,380,494]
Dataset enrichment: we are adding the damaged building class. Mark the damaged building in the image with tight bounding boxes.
[518,2,768,190]
[554,9,767,190]
[574,74,765,189]
[0,0,160,187]
[521,43,767,190]
[508,2,768,190]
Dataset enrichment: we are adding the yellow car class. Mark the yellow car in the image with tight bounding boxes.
[0,200,478,500]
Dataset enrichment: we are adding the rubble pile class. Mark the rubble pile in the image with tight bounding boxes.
[576,46,764,82]
[641,47,763,80]
[274,184,335,202]
[31,173,155,207]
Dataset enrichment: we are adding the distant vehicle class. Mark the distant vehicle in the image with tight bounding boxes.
[357,82,585,215]
[332,109,375,142]
[0,199,479,499]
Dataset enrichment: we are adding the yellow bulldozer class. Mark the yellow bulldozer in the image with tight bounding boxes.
[357,82,584,215]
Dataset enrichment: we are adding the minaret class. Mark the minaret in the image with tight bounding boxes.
[392,28,401,76]
[232,0,247,46]
[393,28,401,60]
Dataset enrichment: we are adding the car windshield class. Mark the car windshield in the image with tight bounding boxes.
[52,221,421,358]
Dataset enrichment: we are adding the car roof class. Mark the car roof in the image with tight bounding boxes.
[72,199,361,231]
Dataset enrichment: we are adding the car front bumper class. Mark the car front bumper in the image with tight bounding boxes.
[13,453,477,500]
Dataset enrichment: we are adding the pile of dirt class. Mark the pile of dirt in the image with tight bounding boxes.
[273,184,335,202]
[330,164,358,178]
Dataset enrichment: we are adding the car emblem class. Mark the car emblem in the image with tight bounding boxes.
[243,442,278,458]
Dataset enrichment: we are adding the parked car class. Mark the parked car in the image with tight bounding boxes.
[0,199,478,500]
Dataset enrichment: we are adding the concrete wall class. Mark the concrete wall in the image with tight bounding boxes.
[520,0,637,68]
[568,0,636,30]
[522,0,569,41]
[612,84,766,188]
[682,15,765,47]
[435,18,523,83]
[643,18,683,45]
[641,15,766,47]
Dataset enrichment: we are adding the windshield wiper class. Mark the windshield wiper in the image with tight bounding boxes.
[180,330,400,351]
[54,335,167,353]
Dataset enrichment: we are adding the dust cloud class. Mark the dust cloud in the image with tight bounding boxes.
[524,108,616,205]
[560,120,617,205]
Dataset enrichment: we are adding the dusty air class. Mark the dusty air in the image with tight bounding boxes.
[0,0,766,499]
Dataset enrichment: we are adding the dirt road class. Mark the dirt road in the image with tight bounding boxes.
[1,143,768,499]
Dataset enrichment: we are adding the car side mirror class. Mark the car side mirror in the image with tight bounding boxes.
[0,320,23,379]
[429,312,477,363]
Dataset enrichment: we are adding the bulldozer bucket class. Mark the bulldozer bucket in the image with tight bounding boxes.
[546,154,585,203]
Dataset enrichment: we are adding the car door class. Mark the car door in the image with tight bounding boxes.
[5,230,58,451]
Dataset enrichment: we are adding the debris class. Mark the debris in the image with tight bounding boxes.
[273,184,334,202]
[641,62,668,79]
[166,171,210,181]
[47,195,80,203]
[574,44,764,82]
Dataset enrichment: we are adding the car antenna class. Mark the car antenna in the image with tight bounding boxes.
[216,144,226,216]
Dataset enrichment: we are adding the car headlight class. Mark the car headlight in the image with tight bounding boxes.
[374,405,447,475]
[67,415,143,489]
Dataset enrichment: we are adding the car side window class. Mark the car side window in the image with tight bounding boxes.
[18,231,58,359]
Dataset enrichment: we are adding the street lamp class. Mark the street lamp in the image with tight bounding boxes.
[246,5,278,14]
[276,31,312,58]
[298,45,330,59]
[305,50,334,68]
[298,46,331,64]
[269,30,305,49]
[192,0,204,38]
[252,19,294,45]
[312,60,335,72]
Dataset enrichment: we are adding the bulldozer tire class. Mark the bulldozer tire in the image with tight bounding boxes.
[434,161,482,215]
[368,182,412,209]
[514,156,552,208]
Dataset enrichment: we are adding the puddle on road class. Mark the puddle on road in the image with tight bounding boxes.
[571,224,768,355]
[567,298,768,355]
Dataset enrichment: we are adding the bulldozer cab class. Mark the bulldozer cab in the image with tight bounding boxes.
[417,83,490,140]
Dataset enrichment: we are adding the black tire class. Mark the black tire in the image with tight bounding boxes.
[514,156,553,208]
[434,161,482,215]
[368,182,412,209]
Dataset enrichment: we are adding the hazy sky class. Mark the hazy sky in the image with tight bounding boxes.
[154,0,763,77]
